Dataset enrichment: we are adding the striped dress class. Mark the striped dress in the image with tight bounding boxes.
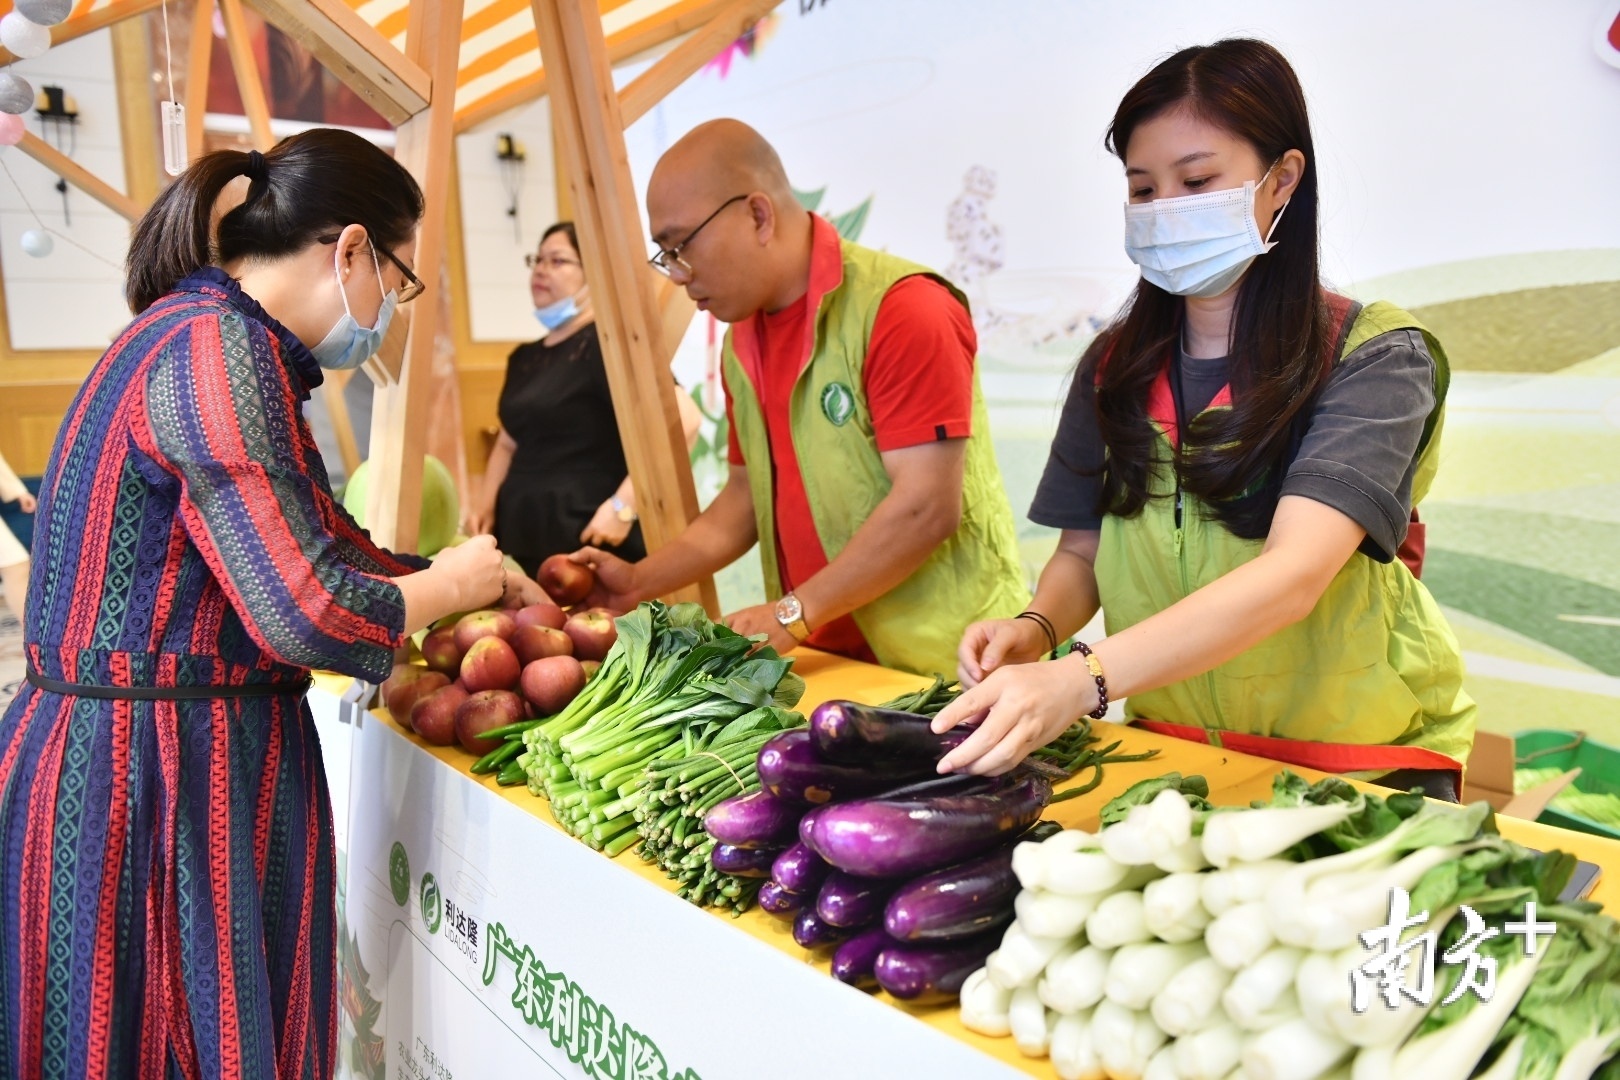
[0,268,426,1079]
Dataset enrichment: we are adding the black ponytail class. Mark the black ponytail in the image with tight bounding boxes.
[125,128,424,313]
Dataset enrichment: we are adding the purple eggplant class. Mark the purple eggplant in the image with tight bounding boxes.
[885,846,1023,942]
[758,729,936,806]
[882,820,1062,943]
[792,907,854,950]
[771,842,831,896]
[874,933,1000,1003]
[710,843,781,878]
[816,870,897,928]
[703,790,802,849]
[803,772,1052,879]
[810,700,972,764]
[757,880,804,917]
[831,926,895,988]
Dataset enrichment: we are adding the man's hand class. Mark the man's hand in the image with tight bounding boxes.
[725,603,798,655]
[16,492,36,514]
[570,546,640,612]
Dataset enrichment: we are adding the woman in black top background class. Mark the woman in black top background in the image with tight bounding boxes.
[463,222,701,576]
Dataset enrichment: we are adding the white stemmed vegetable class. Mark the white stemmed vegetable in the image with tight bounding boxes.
[1265,802,1492,952]
[1173,1020,1245,1080]
[1200,798,1362,868]
[958,967,1013,1037]
[1094,999,1168,1080]
[1104,940,1209,1010]
[1038,943,1112,1015]
[1142,871,1212,942]
[1150,955,1234,1036]
[1015,830,1094,891]
[1242,1016,1353,1080]
[1205,900,1276,970]
[1049,1010,1103,1080]
[1352,938,1548,1080]
[1087,890,1152,949]
[1009,983,1052,1057]
[1200,859,1293,917]
[1143,1045,1180,1080]
[1014,887,1099,940]
[1221,946,1305,1031]
[987,922,1072,989]
[1043,845,1131,897]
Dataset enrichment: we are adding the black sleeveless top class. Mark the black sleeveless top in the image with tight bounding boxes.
[494,323,645,573]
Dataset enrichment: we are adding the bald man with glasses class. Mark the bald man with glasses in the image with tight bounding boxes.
[571,120,1026,678]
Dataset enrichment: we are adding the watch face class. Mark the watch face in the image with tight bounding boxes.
[775,595,802,623]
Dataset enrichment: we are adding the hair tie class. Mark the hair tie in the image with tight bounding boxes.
[244,149,267,183]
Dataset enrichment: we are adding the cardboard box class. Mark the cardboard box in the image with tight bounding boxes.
[1463,730,1581,820]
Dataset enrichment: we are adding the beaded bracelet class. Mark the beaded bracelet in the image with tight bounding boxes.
[1015,611,1058,656]
[1068,640,1109,719]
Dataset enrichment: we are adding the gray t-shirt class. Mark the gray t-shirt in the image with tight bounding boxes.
[1029,328,1437,561]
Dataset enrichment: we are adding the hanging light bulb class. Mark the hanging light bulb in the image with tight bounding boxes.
[0,12,51,60]
[20,229,53,258]
[0,73,32,116]
[15,0,72,27]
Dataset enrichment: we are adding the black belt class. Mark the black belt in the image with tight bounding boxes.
[25,669,312,701]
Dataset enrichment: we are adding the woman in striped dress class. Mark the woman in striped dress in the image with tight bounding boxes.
[0,129,512,1079]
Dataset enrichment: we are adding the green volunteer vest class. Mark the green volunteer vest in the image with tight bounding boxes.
[723,240,1029,677]
[1094,301,1477,765]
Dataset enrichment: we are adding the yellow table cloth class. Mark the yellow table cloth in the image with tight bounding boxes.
[335,649,1619,1079]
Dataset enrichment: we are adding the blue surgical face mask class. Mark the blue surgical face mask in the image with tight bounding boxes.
[534,289,583,332]
[311,244,397,370]
[1123,162,1288,299]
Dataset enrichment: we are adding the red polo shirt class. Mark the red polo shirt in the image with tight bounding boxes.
[723,215,977,661]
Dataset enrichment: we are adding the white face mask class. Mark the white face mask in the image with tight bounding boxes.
[1123,163,1288,298]
[311,244,397,371]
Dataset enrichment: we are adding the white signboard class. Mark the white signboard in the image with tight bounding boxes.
[311,688,1022,1080]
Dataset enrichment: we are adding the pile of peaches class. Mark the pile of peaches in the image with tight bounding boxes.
[379,554,620,758]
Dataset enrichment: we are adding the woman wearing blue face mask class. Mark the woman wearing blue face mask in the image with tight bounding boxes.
[934,39,1476,798]
[465,221,701,575]
[0,128,514,1078]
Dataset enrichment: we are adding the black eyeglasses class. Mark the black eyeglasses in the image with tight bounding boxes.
[317,233,425,304]
[648,193,747,277]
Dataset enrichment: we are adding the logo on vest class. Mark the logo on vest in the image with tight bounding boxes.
[820,382,855,427]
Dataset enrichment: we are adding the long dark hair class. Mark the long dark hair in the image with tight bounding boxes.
[126,128,424,313]
[1090,38,1332,538]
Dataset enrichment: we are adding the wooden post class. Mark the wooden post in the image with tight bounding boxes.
[184,0,216,159]
[361,0,462,553]
[321,370,363,479]
[0,0,165,65]
[218,0,274,151]
[449,0,735,135]
[110,16,162,208]
[532,0,717,614]
[17,133,141,221]
[617,0,779,127]
[245,0,431,125]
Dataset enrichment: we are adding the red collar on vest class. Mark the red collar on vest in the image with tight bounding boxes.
[1111,290,1359,450]
[729,213,843,390]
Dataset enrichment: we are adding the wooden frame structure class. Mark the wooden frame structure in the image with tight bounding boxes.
[0,0,784,612]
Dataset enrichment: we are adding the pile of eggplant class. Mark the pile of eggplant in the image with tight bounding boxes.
[704,699,1066,1004]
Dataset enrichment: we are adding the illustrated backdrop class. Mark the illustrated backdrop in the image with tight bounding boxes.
[619,0,1620,743]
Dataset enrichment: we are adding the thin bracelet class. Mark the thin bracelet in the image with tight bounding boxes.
[1068,640,1109,719]
[1016,611,1057,656]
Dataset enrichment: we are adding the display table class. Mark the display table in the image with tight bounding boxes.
[311,651,1619,1080]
